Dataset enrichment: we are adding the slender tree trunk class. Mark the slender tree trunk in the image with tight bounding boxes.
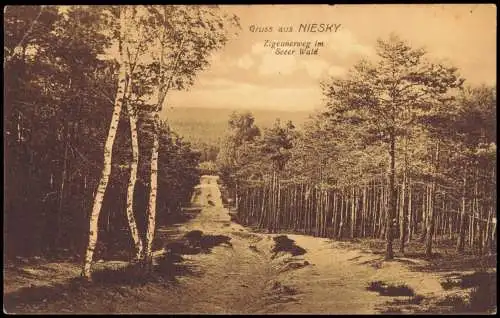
[143,114,160,270]
[125,102,143,261]
[386,135,396,260]
[362,186,367,237]
[332,191,337,237]
[472,169,479,253]
[378,184,384,239]
[277,172,281,232]
[372,183,378,237]
[457,171,468,252]
[17,112,22,143]
[81,8,128,279]
[483,206,493,255]
[142,26,186,268]
[258,182,266,228]
[425,142,440,257]
[399,168,407,254]
[350,187,355,239]
[291,185,297,230]
[235,181,239,211]
[420,185,428,243]
[407,178,413,243]
[338,193,344,239]
[57,125,70,248]
[488,166,496,254]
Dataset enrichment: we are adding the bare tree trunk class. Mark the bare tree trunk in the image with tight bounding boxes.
[378,184,385,239]
[57,125,70,248]
[338,193,344,239]
[141,14,186,269]
[456,172,467,252]
[425,142,440,257]
[125,102,143,261]
[399,169,407,254]
[332,191,337,237]
[487,166,496,254]
[350,187,355,239]
[386,134,396,260]
[258,182,267,228]
[407,178,413,243]
[362,186,367,237]
[235,181,239,211]
[420,184,429,243]
[81,8,128,279]
[472,169,479,253]
[143,114,160,270]
[276,174,280,233]
[483,206,493,255]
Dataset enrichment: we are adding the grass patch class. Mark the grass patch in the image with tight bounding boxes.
[348,237,496,273]
[435,294,468,311]
[4,283,69,310]
[390,294,425,305]
[459,271,494,289]
[420,273,496,314]
[91,257,197,287]
[440,278,460,290]
[367,281,415,297]
[184,230,232,252]
[155,254,200,282]
[438,271,496,313]
[4,251,200,313]
[163,231,233,257]
[467,274,497,313]
[184,230,204,243]
[271,235,307,258]
[91,263,151,286]
[165,241,200,255]
[4,275,118,313]
[410,294,425,305]
[380,307,403,314]
[231,231,261,241]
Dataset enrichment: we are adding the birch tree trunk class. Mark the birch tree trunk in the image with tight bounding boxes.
[81,7,128,279]
[143,114,160,270]
[125,102,143,261]
[142,11,174,268]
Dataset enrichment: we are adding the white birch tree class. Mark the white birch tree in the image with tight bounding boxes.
[81,6,129,279]
[142,5,239,268]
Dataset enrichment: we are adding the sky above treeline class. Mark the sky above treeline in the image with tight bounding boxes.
[164,4,495,113]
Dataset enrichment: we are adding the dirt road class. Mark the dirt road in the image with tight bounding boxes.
[4,175,453,314]
[141,175,446,314]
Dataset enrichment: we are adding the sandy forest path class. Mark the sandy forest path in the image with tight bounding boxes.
[5,175,455,314]
[141,175,447,314]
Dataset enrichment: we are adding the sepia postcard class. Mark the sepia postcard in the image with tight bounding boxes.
[3,4,497,314]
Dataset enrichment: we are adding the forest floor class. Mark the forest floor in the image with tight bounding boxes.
[3,175,497,314]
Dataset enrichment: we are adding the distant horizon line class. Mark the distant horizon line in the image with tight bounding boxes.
[162,105,322,113]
